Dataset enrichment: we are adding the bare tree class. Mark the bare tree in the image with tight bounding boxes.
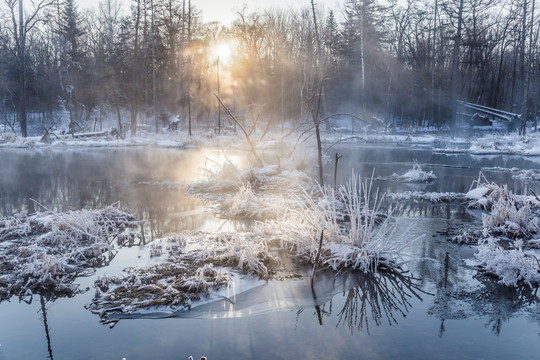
[5,0,53,137]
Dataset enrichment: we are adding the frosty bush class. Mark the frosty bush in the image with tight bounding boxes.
[201,233,279,279]
[275,172,414,273]
[482,192,539,238]
[467,173,539,239]
[223,182,269,219]
[475,238,540,287]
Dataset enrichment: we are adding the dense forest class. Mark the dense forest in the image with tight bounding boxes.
[1,0,539,137]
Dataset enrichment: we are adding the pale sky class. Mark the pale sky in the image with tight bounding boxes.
[80,0,343,25]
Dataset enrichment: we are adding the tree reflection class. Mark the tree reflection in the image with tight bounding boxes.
[313,269,428,334]
[40,295,54,360]
[430,272,539,337]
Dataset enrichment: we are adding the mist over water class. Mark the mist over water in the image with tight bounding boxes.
[0,144,539,359]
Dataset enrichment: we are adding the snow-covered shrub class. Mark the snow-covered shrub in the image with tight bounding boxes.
[461,172,539,243]
[475,238,540,287]
[89,232,278,319]
[482,192,539,238]
[202,232,279,279]
[512,169,540,181]
[392,160,436,183]
[223,182,267,219]
[191,158,278,194]
[275,172,414,273]
[466,173,539,239]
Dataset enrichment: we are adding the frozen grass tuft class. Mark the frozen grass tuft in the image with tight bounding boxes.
[391,160,436,183]
[475,238,540,287]
[222,182,271,219]
[274,172,415,273]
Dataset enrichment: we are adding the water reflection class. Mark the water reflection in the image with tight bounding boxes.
[387,199,472,221]
[313,270,429,334]
[430,269,539,337]
[330,145,540,195]
[0,148,248,235]
[40,295,54,360]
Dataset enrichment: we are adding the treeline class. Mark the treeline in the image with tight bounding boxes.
[1,0,539,136]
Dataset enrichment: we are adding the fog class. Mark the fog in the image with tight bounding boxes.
[1,0,537,137]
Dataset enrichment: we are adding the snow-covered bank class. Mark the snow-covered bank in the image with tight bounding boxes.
[0,130,246,150]
[3,126,540,160]
[435,133,540,156]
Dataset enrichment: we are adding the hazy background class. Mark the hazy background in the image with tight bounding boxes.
[80,0,344,24]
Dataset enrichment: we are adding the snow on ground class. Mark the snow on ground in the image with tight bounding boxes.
[434,133,540,156]
[2,124,540,160]
[0,129,244,150]
[483,166,540,181]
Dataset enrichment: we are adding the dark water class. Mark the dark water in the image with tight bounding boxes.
[1,144,539,360]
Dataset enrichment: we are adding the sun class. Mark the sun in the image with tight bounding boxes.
[212,42,232,63]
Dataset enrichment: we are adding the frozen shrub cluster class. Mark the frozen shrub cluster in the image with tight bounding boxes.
[481,190,539,238]
[89,232,279,318]
[189,154,311,223]
[191,158,275,195]
[452,229,482,245]
[466,174,539,239]
[0,205,138,300]
[201,233,279,278]
[391,160,436,183]
[222,182,271,219]
[274,172,414,273]
[512,169,540,181]
[475,238,540,287]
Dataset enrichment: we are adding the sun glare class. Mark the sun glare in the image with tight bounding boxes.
[212,42,232,63]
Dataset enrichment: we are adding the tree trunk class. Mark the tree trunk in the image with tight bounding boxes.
[19,0,27,137]
[131,0,141,137]
[310,0,324,185]
[450,0,464,130]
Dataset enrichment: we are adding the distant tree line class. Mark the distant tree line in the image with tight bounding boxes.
[1,0,539,136]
